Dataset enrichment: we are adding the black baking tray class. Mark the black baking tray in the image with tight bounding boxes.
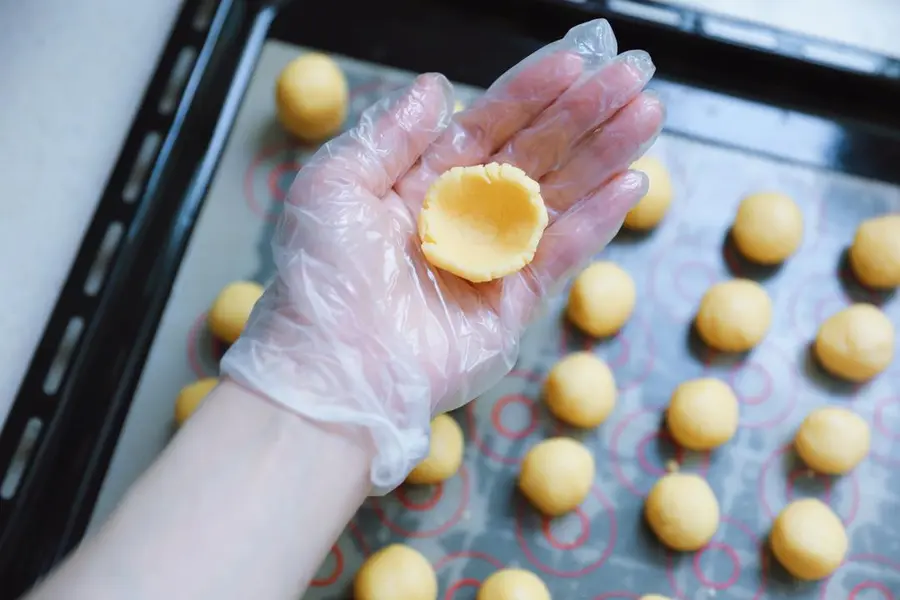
[2,0,900,595]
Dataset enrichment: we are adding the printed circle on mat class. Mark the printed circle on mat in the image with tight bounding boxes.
[819,554,900,600]
[467,369,556,466]
[870,396,900,467]
[186,312,227,379]
[787,272,851,340]
[367,464,470,538]
[648,230,728,323]
[310,521,370,592]
[434,551,503,600]
[515,485,617,577]
[559,308,655,393]
[758,445,860,526]
[610,408,710,497]
[243,141,302,223]
[719,343,800,429]
[665,515,767,600]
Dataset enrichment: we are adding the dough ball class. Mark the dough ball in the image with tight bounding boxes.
[175,378,218,426]
[794,407,870,474]
[567,261,636,337]
[695,279,772,352]
[418,163,548,283]
[770,498,847,581]
[624,156,673,231]
[208,281,264,344]
[518,437,595,516]
[544,352,616,428]
[814,303,894,382]
[667,378,739,451]
[645,473,719,551]
[731,192,804,264]
[477,569,549,600]
[275,53,348,141]
[354,544,437,600]
[849,214,900,289]
[406,414,464,485]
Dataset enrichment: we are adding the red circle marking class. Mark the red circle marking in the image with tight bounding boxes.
[310,545,343,587]
[266,161,300,204]
[692,542,742,589]
[786,469,832,504]
[444,578,481,600]
[347,520,370,556]
[674,261,717,300]
[666,515,767,600]
[820,554,900,600]
[515,485,617,577]
[395,482,444,511]
[728,361,773,406]
[636,431,685,477]
[541,508,591,551]
[490,394,539,440]
[370,465,470,538]
[758,445,860,526]
[433,550,503,572]
[875,397,900,440]
[648,234,723,323]
[611,408,710,496]
[787,273,846,338]
[720,345,799,430]
[849,582,894,600]
[243,143,302,222]
[186,312,226,379]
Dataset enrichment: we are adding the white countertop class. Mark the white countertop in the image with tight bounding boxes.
[0,0,898,427]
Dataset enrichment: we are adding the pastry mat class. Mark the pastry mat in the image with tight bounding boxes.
[87,40,900,599]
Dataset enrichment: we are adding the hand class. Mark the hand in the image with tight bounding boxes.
[221,19,664,490]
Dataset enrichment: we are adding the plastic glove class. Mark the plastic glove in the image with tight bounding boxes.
[221,18,665,491]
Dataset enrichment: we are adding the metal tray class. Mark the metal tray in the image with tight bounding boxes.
[3,0,900,596]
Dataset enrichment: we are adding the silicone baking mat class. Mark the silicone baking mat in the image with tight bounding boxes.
[88,39,900,598]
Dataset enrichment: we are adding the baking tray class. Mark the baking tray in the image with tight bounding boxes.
[4,0,900,596]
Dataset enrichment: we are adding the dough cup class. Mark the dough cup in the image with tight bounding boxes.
[418,163,548,283]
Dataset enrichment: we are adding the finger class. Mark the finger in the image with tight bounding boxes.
[292,73,453,202]
[541,91,664,218]
[529,170,648,291]
[395,52,583,204]
[492,51,655,180]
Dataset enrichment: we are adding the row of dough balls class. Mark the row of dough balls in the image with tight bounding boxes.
[175,281,264,424]
[628,157,899,380]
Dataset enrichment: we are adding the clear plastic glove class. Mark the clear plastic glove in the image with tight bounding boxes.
[221,19,665,491]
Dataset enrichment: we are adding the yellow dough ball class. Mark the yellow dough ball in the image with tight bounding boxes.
[354,544,437,600]
[731,192,804,265]
[814,303,894,382]
[849,214,900,289]
[640,596,672,600]
[794,407,870,474]
[208,281,264,344]
[476,569,550,600]
[695,279,772,352]
[275,53,348,141]
[418,163,548,283]
[770,498,847,581]
[543,352,616,428]
[567,262,636,337]
[624,156,673,231]
[645,473,719,551]
[175,378,218,425]
[406,414,464,485]
[666,378,739,451]
[518,437,595,516]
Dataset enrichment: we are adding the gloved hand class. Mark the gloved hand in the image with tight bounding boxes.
[221,19,664,491]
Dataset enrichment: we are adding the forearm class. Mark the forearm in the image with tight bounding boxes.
[26,380,372,600]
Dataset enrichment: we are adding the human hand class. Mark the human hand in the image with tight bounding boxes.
[221,19,665,490]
